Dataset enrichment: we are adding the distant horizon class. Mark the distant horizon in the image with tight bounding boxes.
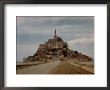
[17,16,94,61]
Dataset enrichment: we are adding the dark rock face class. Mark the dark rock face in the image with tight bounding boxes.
[23,30,93,62]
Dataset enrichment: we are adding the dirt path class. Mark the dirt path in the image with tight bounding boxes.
[49,62,93,74]
[17,61,93,74]
[17,61,61,74]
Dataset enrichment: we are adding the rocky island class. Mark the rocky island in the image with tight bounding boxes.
[17,29,94,74]
[23,29,93,63]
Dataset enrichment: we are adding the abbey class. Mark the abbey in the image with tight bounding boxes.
[31,29,69,62]
[39,29,68,50]
[23,29,93,62]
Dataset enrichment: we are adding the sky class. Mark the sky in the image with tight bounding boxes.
[17,16,94,62]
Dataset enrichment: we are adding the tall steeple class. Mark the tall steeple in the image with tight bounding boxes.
[55,29,56,35]
[54,29,57,39]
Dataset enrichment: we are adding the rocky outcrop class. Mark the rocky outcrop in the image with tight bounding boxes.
[23,30,93,63]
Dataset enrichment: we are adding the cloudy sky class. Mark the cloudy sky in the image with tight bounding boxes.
[17,16,94,62]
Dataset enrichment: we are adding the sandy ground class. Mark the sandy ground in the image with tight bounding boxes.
[17,60,94,74]
[49,61,93,74]
[17,61,61,74]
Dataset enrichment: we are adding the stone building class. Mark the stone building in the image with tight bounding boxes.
[38,29,68,50]
[36,29,69,61]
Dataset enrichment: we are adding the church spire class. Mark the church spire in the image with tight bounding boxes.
[55,29,56,35]
[54,29,57,39]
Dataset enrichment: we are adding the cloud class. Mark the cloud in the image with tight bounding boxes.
[17,16,65,23]
[67,37,94,49]
[17,16,94,34]
[67,37,94,58]
[17,16,94,25]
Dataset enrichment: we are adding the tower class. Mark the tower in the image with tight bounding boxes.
[54,29,57,39]
[55,29,56,35]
